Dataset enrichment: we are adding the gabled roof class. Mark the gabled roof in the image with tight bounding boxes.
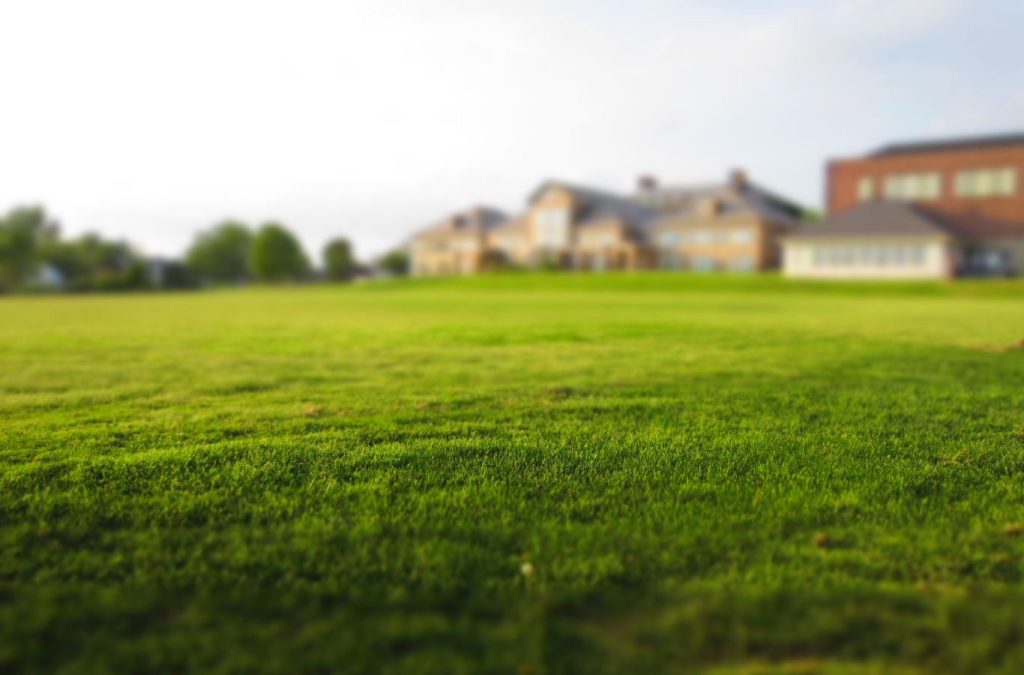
[868,132,1024,158]
[634,180,805,225]
[786,201,1024,241]
[786,202,955,240]
[528,180,658,235]
[413,205,508,240]
[923,209,1024,240]
[489,212,529,236]
[455,206,507,230]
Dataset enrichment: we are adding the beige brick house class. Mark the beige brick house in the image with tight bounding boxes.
[505,180,660,270]
[410,171,805,275]
[639,171,803,271]
[409,206,507,276]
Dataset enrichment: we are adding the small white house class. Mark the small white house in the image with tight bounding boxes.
[782,201,1023,280]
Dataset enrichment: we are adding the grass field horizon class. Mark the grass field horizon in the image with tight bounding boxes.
[2,273,1023,673]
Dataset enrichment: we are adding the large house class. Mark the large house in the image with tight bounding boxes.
[411,172,805,276]
[500,180,660,271]
[409,206,508,276]
[639,171,804,272]
[784,132,1024,279]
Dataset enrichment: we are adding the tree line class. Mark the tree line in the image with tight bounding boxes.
[0,205,409,293]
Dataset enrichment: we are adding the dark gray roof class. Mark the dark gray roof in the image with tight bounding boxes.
[458,206,507,230]
[918,208,1024,240]
[634,181,805,224]
[869,132,1024,158]
[786,201,958,240]
[413,205,507,240]
[528,180,658,235]
[790,201,1024,241]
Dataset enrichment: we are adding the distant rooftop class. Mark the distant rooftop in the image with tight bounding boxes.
[413,205,508,240]
[786,200,1024,241]
[528,179,659,233]
[868,132,1024,158]
[632,171,806,224]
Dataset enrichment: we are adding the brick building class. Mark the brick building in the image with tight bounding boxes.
[827,132,1024,222]
[785,133,1024,279]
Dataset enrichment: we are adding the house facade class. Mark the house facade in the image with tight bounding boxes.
[782,202,961,279]
[785,133,1024,279]
[641,171,803,272]
[827,133,1024,222]
[504,180,659,271]
[410,172,805,276]
[409,207,507,276]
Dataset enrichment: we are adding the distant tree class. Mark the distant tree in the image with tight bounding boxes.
[94,259,148,292]
[322,237,356,282]
[250,222,310,282]
[538,251,566,271]
[480,249,510,272]
[185,220,253,284]
[40,233,139,291]
[801,209,823,223]
[378,249,410,277]
[0,206,60,290]
[39,240,92,288]
[155,261,198,290]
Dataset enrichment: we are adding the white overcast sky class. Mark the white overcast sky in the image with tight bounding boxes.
[1,0,1021,261]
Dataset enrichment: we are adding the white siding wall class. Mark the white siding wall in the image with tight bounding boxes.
[782,238,954,280]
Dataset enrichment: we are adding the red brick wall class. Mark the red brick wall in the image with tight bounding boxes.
[827,144,1024,222]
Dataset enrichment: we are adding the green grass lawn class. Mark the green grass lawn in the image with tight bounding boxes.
[2,273,1023,674]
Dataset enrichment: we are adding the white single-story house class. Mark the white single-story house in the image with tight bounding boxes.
[782,201,1024,280]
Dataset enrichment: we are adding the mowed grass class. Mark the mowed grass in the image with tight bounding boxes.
[1,273,1023,674]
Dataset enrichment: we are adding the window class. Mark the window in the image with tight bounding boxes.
[954,168,1016,197]
[692,256,716,271]
[883,172,942,200]
[810,244,929,267]
[857,177,874,201]
[535,208,570,248]
[659,231,681,246]
[692,230,712,244]
[729,229,754,244]
[910,245,925,265]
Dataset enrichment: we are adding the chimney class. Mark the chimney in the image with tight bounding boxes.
[637,175,658,192]
[729,168,749,191]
